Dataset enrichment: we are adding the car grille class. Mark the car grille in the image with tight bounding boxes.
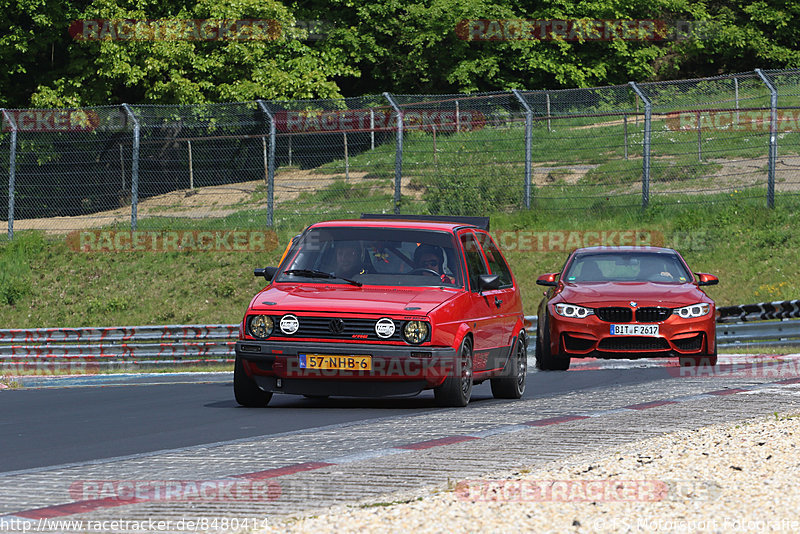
[279,317,403,341]
[598,337,670,351]
[563,334,595,352]
[595,307,633,322]
[673,334,704,352]
[636,307,672,323]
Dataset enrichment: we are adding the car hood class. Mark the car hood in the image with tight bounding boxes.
[249,284,459,316]
[556,281,711,308]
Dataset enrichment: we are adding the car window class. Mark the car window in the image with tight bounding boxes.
[460,232,488,292]
[475,232,513,288]
[563,252,692,283]
[276,226,463,287]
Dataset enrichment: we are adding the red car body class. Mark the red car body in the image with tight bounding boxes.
[535,246,718,370]
[234,216,527,407]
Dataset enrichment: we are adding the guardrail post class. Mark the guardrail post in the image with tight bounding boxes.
[755,69,777,209]
[628,82,651,210]
[2,109,16,240]
[121,104,140,230]
[384,92,403,214]
[257,100,276,227]
[511,90,533,209]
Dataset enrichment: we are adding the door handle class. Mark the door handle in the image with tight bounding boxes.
[494,296,503,308]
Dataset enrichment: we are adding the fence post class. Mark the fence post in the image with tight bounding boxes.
[2,110,16,240]
[511,89,533,209]
[121,104,139,231]
[755,69,777,209]
[629,82,651,209]
[384,92,403,214]
[256,100,276,227]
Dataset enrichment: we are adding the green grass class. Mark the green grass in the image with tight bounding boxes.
[1,191,799,328]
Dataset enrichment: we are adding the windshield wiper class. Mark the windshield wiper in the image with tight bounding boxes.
[282,269,362,287]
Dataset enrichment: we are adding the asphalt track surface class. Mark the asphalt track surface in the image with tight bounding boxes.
[3,359,673,474]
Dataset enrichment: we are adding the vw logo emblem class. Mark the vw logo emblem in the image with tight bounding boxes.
[279,314,299,335]
[630,301,638,308]
[329,318,345,334]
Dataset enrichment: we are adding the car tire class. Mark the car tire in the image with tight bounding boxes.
[234,356,273,407]
[435,337,474,407]
[535,315,571,371]
[679,349,717,367]
[491,333,527,399]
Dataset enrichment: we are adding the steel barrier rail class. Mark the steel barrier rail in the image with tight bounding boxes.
[3,315,800,373]
[717,299,800,322]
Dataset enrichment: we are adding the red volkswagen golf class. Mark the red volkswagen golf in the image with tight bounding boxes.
[535,246,718,370]
[234,216,527,407]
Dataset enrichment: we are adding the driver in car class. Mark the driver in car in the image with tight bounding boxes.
[413,244,455,284]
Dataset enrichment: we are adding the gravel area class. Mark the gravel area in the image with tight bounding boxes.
[268,412,800,534]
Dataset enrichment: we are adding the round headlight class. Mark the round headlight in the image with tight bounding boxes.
[249,315,274,339]
[403,321,429,344]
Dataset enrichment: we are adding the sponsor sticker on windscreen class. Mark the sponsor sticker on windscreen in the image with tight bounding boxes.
[610,324,659,336]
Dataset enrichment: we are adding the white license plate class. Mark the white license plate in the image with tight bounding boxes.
[610,324,659,336]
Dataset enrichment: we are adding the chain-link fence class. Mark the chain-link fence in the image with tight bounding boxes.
[3,68,800,237]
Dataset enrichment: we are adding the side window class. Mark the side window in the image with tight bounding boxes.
[477,233,513,288]
[460,232,488,292]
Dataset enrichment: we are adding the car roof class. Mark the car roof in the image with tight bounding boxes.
[572,246,678,255]
[309,218,481,232]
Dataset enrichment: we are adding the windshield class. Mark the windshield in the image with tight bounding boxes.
[275,227,463,287]
[563,252,692,283]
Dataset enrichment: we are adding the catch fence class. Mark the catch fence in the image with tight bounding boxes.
[3,68,800,237]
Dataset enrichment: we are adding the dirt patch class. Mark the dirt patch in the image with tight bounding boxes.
[5,168,408,234]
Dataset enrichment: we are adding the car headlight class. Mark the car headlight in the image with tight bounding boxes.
[403,321,429,344]
[673,303,710,318]
[248,315,274,338]
[555,303,594,319]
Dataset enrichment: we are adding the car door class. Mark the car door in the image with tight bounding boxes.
[458,230,502,372]
[474,230,522,369]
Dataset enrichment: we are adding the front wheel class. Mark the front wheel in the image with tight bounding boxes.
[491,334,527,399]
[535,315,570,371]
[679,350,717,367]
[234,356,273,407]
[434,337,474,407]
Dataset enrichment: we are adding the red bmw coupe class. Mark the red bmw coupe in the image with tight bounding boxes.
[535,246,718,370]
[234,215,527,407]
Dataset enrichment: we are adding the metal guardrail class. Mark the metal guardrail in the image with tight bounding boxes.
[0,324,238,372]
[2,305,800,373]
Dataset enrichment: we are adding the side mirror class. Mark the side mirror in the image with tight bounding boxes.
[536,273,559,287]
[255,266,279,281]
[696,273,719,286]
[478,273,501,291]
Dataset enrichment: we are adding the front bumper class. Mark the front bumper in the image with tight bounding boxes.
[548,314,716,359]
[235,340,458,395]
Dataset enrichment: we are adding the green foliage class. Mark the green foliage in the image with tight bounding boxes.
[5,0,800,106]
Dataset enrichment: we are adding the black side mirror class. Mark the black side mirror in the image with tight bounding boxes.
[478,273,501,291]
[255,266,279,281]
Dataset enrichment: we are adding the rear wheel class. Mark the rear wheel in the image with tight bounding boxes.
[234,356,273,407]
[535,316,570,371]
[435,337,474,407]
[491,334,527,399]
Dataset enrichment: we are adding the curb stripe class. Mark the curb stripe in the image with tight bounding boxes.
[625,400,678,410]
[233,462,333,480]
